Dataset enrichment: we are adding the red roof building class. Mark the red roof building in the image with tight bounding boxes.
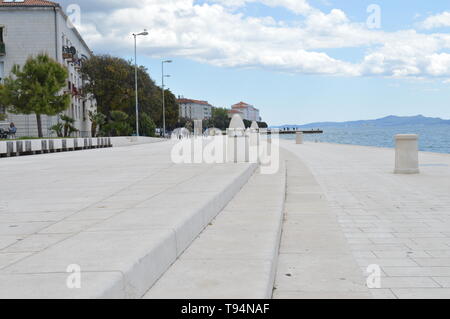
[229,102,261,122]
[177,98,213,120]
[0,0,59,7]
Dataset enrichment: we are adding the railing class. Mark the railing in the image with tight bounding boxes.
[0,42,5,55]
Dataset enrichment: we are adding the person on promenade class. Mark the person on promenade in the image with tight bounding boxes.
[8,122,16,139]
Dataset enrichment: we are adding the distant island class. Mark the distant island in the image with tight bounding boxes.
[273,115,450,129]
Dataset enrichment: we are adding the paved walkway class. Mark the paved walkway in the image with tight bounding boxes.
[3,137,450,299]
[273,151,371,299]
[145,162,286,299]
[0,141,255,298]
[280,140,450,299]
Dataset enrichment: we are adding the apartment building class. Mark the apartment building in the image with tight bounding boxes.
[0,0,96,137]
[177,98,213,121]
[229,102,261,122]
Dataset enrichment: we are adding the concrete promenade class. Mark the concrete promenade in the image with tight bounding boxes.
[280,140,450,299]
[1,136,450,299]
[0,140,255,298]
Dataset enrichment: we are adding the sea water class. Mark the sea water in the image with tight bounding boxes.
[280,125,450,154]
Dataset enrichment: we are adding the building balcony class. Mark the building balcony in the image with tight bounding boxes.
[0,42,5,56]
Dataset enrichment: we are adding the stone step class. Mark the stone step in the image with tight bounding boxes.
[144,161,286,299]
[0,160,256,298]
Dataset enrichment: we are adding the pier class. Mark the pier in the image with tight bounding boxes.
[267,129,324,135]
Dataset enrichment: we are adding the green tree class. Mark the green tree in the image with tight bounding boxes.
[207,107,230,131]
[129,112,156,137]
[82,54,179,135]
[81,55,136,119]
[88,110,106,137]
[258,121,268,128]
[50,122,63,137]
[102,110,133,136]
[60,115,78,137]
[0,85,6,121]
[0,54,70,137]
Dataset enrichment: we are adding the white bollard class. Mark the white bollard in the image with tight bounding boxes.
[296,131,303,144]
[0,141,7,156]
[194,120,203,137]
[395,134,419,174]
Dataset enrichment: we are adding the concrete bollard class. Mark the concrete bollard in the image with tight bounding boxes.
[6,142,14,156]
[0,142,6,157]
[48,140,55,152]
[16,141,23,154]
[194,120,203,137]
[53,139,63,152]
[41,140,48,153]
[66,139,74,151]
[25,141,32,154]
[395,134,419,174]
[296,131,303,144]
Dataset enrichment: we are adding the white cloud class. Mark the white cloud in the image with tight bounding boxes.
[420,11,450,30]
[206,0,313,14]
[72,0,450,79]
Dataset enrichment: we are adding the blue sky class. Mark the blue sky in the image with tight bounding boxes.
[62,0,450,125]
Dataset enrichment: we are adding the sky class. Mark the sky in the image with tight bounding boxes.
[60,0,450,125]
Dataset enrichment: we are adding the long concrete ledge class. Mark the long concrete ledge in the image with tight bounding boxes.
[0,161,256,298]
[0,137,112,158]
[144,161,286,299]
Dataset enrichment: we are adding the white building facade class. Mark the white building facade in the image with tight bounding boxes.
[0,0,96,137]
[177,98,212,121]
[229,102,261,122]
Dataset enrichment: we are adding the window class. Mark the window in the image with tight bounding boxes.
[0,26,4,43]
[0,61,4,82]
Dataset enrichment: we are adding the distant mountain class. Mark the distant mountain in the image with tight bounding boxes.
[273,115,450,129]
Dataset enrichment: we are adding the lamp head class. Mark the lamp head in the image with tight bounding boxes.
[134,29,149,36]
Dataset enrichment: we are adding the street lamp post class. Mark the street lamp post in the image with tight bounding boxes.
[161,60,172,137]
[132,29,148,137]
